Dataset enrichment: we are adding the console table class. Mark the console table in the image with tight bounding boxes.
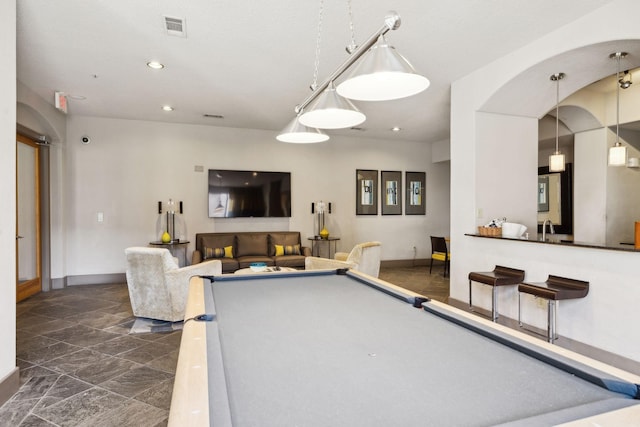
[149,240,190,267]
[307,237,340,258]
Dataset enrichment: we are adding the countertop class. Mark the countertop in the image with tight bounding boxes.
[465,233,639,253]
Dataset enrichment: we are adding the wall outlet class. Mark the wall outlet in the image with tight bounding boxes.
[97,212,104,223]
[194,165,204,172]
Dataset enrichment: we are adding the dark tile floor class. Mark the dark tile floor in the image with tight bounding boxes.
[2,265,447,426]
[4,283,179,426]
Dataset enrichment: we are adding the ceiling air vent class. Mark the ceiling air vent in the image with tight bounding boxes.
[163,15,186,37]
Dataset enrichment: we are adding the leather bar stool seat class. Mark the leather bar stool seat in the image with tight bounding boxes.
[518,275,589,344]
[468,265,525,322]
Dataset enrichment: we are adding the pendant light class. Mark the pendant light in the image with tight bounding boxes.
[549,73,566,172]
[608,52,628,166]
[276,115,329,143]
[277,9,430,140]
[296,1,365,130]
[298,82,366,129]
[336,35,430,101]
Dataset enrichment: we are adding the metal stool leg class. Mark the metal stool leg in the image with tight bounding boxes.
[492,286,498,322]
[469,280,473,311]
[518,292,522,327]
[548,300,557,344]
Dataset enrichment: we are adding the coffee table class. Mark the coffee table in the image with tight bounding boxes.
[233,266,298,275]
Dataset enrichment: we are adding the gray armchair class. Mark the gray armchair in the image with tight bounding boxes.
[125,247,222,322]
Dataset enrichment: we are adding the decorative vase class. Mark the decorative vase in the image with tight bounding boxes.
[161,231,171,243]
[319,228,329,239]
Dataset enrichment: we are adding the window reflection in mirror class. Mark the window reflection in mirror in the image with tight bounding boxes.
[537,165,573,235]
[537,173,561,225]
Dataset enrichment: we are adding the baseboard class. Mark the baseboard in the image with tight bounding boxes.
[380,259,428,268]
[0,367,20,407]
[52,273,126,289]
[448,297,640,376]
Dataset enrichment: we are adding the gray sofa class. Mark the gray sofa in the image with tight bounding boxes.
[192,231,311,273]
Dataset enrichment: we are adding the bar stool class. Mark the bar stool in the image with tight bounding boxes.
[518,275,589,344]
[468,265,525,322]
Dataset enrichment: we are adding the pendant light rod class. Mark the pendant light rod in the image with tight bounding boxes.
[295,11,401,114]
[550,72,564,154]
[549,72,566,172]
[610,52,627,144]
[608,52,628,166]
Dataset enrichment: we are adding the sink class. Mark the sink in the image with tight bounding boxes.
[502,222,527,238]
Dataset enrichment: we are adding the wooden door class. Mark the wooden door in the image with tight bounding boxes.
[16,134,41,302]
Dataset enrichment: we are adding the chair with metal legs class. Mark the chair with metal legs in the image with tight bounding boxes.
[429,236,450,277]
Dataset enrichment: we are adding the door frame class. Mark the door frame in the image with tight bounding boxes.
[16,133,42,302]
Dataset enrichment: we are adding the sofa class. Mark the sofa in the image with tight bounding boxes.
[192,231,311,273]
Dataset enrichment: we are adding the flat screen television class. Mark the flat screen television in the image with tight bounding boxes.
[208,169,291,218]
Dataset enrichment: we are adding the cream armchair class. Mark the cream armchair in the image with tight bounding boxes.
[305,256,356,271]
[125,247,222,322]
[306,241,382,278]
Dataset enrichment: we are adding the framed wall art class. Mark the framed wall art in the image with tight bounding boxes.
[381,170,402,215]
[356,169,378,215]
[405,171,426,215]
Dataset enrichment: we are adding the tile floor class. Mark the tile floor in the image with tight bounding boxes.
[1,265,447,426]
[5,283,179,426]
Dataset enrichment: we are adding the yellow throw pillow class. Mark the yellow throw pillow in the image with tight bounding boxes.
[204,247,225,259]
[274,244,285,256]
[224,245,234,258]
[284,244,301,255]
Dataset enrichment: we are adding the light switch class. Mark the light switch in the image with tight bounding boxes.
[97,212,104,223]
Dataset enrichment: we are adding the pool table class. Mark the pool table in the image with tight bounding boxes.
[169,269,640,426]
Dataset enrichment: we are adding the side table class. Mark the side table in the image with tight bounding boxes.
[149,240,190,267]
[307,237,340,259]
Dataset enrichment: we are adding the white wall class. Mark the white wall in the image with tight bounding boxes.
[574,128,607,244]
[58,115,450,278]
[0,0,17,391]
[431,138,451,163]
[475,112,538,231]
[451,0,640,364]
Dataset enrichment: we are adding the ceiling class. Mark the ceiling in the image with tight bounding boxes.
[16,0,618,143]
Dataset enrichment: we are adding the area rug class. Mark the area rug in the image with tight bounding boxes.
[129,317,184,334]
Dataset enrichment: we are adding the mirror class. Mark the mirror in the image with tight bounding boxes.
[537,164,573,235]
[535,66,640,249]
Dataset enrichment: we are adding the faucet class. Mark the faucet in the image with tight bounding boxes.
[542,219,555,241]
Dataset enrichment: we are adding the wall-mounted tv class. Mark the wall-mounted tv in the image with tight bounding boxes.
[208,169,291,218]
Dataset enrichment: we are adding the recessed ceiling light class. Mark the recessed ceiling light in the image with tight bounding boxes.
[68,94,86,100]
[162,105,174,112]
[147,61,165,69]
[391,126,402,132]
